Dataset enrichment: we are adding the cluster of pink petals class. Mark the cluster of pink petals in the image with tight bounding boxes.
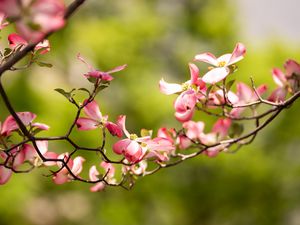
[0,141,56,185]
[76,100,123,137]
[89,161,115,192]
[160,63,206,122]
[77,54,127,81]
[230,82,267,117]
[53,153,85,185]
[0,0,66,42]
[268,59,300,102]
[181,118,231,157]
[8,33,50,54]
[112,116,175,163]
[194,43,246,84]
[0,112,49,137]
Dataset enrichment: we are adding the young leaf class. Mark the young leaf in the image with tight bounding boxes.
[35,61,53,68]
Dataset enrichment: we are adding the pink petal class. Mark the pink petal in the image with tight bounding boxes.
[53,171,69,185]
[217,54,232,65]
[112,139,131,155]
[272,68,287,87]
[8,33,28,49]
[174,90,197,112]
[23,144,36,161]
[36,141,48,155]
[268,88,287,103]
[90,182,106,192]
[76,118,99,130]
[236,82,253,103]
[106,122,123,137]
[188,63,200,85]
[107,64,127,74]
[212,118,231,138]
[284,59,300,77]
[175,109,194,123]
[31,122,50,130]
[159,78,182,95]
[71,156,85,176]
[177,135,192,149]
[227,43,246,66]
[182,120,205,140]
[202,67,230,84]
[124,141,143,163]
[83,100,102,121]
[77,53,94,71]
[194,52,218,66]
[89,165,99,181]
[0,165,12,185]
[146,137,175,152]
[116,115,130,138]
[43,152,58,166]
[100,161,115,178]
[35,39,50,54]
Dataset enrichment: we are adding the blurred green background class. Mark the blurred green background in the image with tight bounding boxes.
[1,0,300,225]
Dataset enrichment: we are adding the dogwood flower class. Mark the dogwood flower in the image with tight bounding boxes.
[53,153,85,185]
[0,112,49,137]
[76,100,123,137]
[0,0,66,42]
[112,115,150,163]
[89,161,116,192]
[8,33,50,54]
[194,43,246,84]
[77,53,127,81]
[230,82,267,117]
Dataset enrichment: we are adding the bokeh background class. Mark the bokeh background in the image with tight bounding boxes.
[1,0,300,224]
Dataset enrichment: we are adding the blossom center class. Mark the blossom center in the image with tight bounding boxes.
[130,134,138,140]
[218,61,226,67]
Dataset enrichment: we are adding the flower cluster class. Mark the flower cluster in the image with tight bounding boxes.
[1,1,300,192]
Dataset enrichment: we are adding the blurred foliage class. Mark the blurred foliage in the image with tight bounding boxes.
[1,0,300,225]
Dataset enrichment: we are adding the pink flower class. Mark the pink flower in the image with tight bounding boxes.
[0,0,66,42]
[8,33,50,54]
[144,137,175,162]
[284,59,300,77]
[53,154,85,185]
[200,118,232,157]
[0,12,8,30]
[0,165,12,185]
[230,82,267,117]
[77,53,127,81]
[159,63,205,95]
[174,89,198,122]
[76,100,123,137]
[89,161,116,192]
[0,112,49,136]
[112,116,150,163]
[22,141,58,167]
[194,43,246,84]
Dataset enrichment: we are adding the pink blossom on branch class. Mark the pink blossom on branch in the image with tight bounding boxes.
[0,112,49,137]
[77,53,127,81]
[194,43,246,84]
[76,100,123,137]
[0,0,66,42]
[8,33,50,54]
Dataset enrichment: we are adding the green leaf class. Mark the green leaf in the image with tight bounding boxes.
[226,79,235,91]
[54,88,75,101]
[35,61,53,68]
[229,123,244,138]
[78,88,91,95]
[206,85,213,97]
[3,48,12,57]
